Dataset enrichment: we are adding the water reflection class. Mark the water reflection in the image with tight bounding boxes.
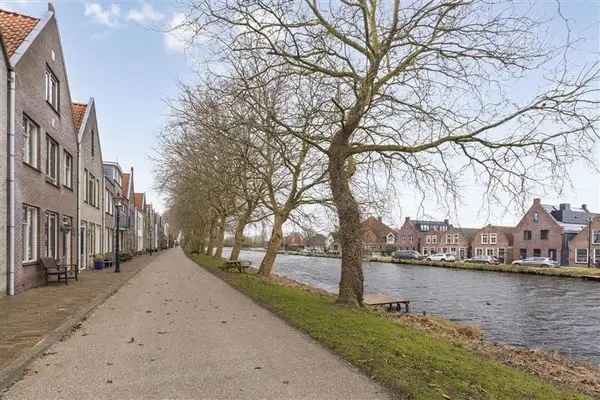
[222,248,600,364]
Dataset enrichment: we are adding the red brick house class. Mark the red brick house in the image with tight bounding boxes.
[284,232,305,251]
[513,199,594,265]
[470,225,514,263]
[440,227,479,259]
[362,216,398,254]
[396,217,451,256]
[568,216,600,266]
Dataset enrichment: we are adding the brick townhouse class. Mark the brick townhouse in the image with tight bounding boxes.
[362,216,398,254]
[396,217,451,255]
[284,232,305,251]
[1,6,79,293]
[470,225,514,263]
[440,227,479,259]
[74,98,105,269]
[103,161,125,254]
[569,215,600,266]
[134,193,146,254]
[0,33,8,296]
[513,199,595,265]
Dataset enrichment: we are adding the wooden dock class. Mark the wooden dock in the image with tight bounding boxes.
[364,294,410,313]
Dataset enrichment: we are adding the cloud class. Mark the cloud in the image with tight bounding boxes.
[127,2,164,24]
[84,3,121,27]
[164,13,196,53]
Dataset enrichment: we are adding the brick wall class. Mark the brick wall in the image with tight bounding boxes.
[0,47,8,295]
[512,199,563,264]
[470,226,513,263]
[13,17,78,293]
[569,217,600,266]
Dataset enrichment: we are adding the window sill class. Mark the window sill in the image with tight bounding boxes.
[63,185,73,192]
[46,101,60,117]
[45,177,59,188]
[23,162,42,173]
[22,260,39,266]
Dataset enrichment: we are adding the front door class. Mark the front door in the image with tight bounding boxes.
[548,249,557,261]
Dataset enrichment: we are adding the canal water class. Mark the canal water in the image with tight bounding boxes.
[223,248,600,365]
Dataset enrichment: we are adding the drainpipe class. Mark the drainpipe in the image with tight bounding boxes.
[76,140,81,271]
[7,70,16,295]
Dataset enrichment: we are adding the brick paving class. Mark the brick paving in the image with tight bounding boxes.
[0,253,160,371]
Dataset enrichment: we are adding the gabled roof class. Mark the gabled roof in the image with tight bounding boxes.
[121,173,130,199]
[72,102,87,131]
[134,193,145,210]
[362,216,396,242]
[0,9,39,57]
[450,227,480,242]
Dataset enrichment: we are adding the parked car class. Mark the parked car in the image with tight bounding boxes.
[465,255,500,265]
[512,257,558,267]
[426,253,456,262]
[392,250,422,262]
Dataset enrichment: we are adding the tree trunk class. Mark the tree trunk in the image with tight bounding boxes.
[214,216,226,258]
[206,218,216,256]
[258,213,284,276]
[230,212,249,261]
[329,143,364,306]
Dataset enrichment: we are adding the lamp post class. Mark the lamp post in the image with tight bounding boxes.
[114,196,123,273]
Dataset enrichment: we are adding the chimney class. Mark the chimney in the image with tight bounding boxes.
[559,203,570,211]
[443,219,449,225]
[48,1,55,12]
[582,204,589,212]
[377,216,382,223]
[533,198,541,205]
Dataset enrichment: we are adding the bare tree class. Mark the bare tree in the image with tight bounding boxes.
[179,0,599,305]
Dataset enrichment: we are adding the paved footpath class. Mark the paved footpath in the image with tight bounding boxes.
[3,249,390,400]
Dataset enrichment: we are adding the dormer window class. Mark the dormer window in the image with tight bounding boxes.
[533,212,540,224]
[45,67,59,111]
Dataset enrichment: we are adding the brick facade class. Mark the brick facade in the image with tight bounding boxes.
[568,216,600,266]
[513,199,593,265]
[0,38,8,295]
[470,225,514,263]
[396,217,451,256]
[76,99,105,268]
[12,14,78,293]
[440,227,478,259]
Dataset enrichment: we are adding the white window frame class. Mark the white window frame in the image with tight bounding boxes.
[23,205,38,262]
[23,116,40,168]
[489,233,497,245]
[481,234,488,245]
[45,211,59,259]
[592,230,600,245]
[432,236,438,244]
[63,150,72,188]
[594,248,600,264]
[486,248,495,256]
[575,248,588,264]
[46,135,59,183]
[476,248,483,256]
[45,69,59,110]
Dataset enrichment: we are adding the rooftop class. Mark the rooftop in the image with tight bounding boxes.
[0,9,39,57]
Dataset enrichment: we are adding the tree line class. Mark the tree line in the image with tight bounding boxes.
[155,0,599,306]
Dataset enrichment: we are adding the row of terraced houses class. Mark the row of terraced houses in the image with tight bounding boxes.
[328,198,600,267]
[0,5,171,297]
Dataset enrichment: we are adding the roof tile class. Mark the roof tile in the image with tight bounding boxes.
[0,9,39,57]
[72,102,87,131]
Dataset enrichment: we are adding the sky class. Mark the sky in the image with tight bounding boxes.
[0,0,598,232]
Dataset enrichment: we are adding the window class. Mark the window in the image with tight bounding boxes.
[476,248,484,256]
[22,205,38,262]
[45,68,59,110]
[432,235,438,244]
[592,230,600,245]
[520,249,527,259]
[426,235,431,244]
[454,234,459,244]
[594,248,600,265]
[540,230,549,240]
[486,248,495,256]
[23,116,40,168]
[481,234,488,244]
[498,248,506,260]
[46,136,59,183]
[489,233,497,245]
[96,179,101,208]
[533,212,540,224]
[524,230,532,240]
[576,249,588,264]
[63,151,73,188]
[88,174,95,207]
[459,248,466,259]
[533,248,541,257]
[45,211,58,259]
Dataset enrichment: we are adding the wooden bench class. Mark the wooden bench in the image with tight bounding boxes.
[364,293,410,313]
[40,257,78,285]
[221,260,252,273]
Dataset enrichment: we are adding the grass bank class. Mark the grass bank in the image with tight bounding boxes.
[392,259,600,280]
[189,252,589,400]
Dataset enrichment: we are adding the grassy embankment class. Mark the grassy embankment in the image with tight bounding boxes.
[189,252,589,400]
[393,259,600,279]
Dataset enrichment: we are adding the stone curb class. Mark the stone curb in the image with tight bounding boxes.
[0,255,158,394]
